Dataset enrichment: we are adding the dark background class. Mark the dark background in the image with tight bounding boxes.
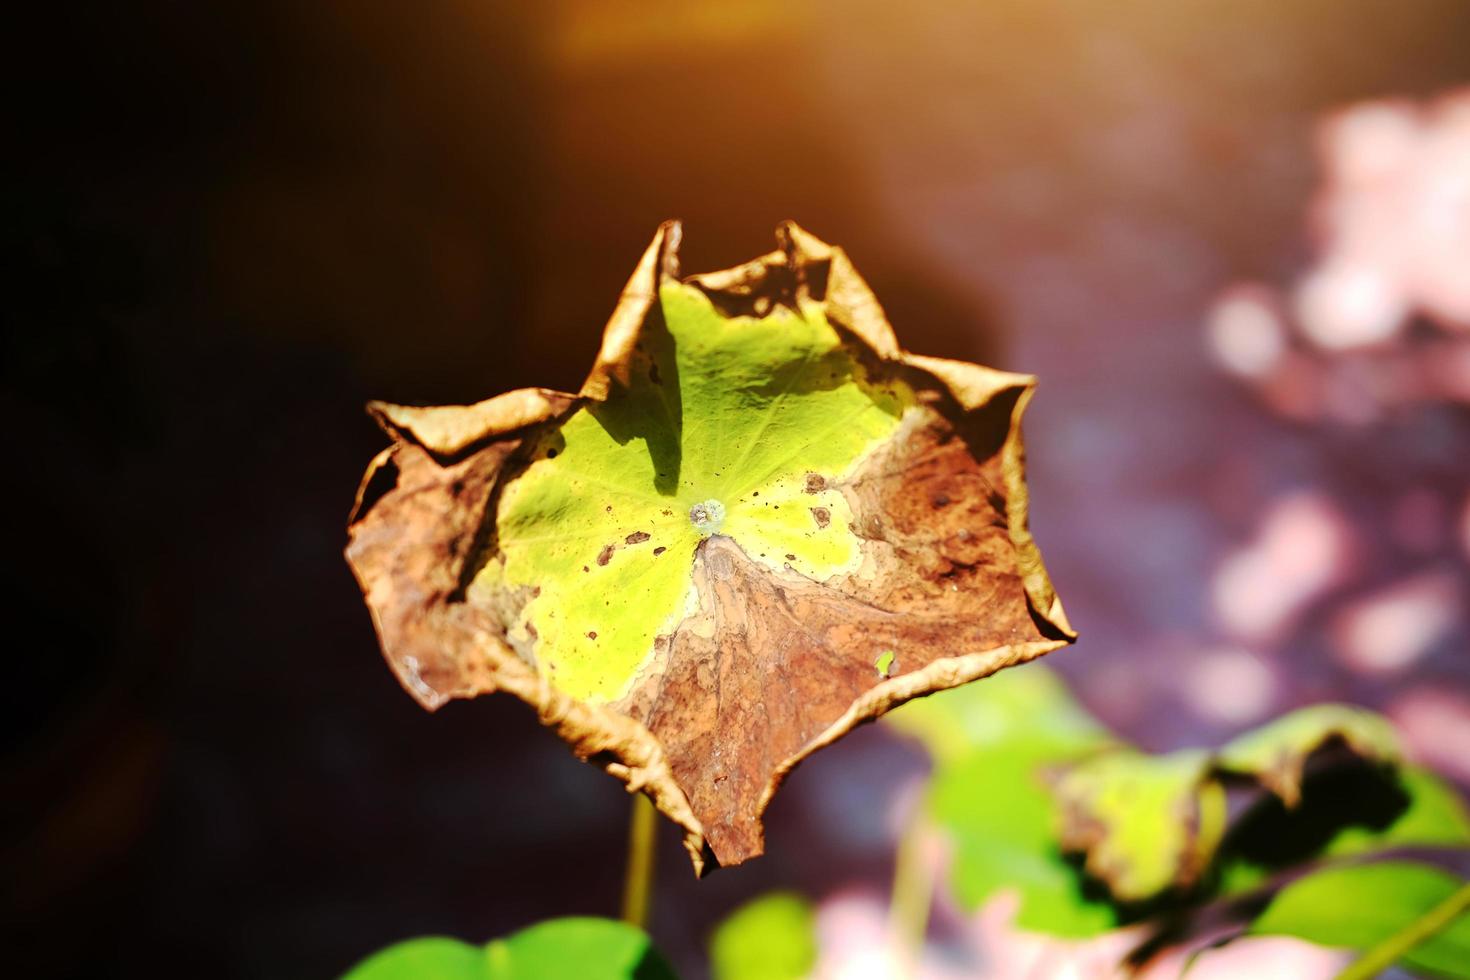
[6,2,1470,977]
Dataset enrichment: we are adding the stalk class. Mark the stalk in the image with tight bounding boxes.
[620,793,658,930]
[1334,880,1470,980]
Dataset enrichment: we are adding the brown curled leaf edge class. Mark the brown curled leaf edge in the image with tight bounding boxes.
[345,222,1076,874]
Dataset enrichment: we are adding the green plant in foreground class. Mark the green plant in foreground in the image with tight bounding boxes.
[341,661,1470,978]
[341,918,675,980]
[708,892,817,980]
[875,661,1470,975]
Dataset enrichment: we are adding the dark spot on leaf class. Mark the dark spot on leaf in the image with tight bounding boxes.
[752,491,759,497]
[525,622,538,639]
[582,565,589,573]
[547,449,558,459]
[451,479,465,495]
[811,506,831,528]
[596,545,615,566]
[587,631,598,640]
[626,531,651,545]
[662,509,673,516]
[931,492,951,508]
[531,587,541,598]
[649,362,662,385]
[785,554,796,561]
[653,546,666,556]
[804,473,826,493]
[605,505,613,513]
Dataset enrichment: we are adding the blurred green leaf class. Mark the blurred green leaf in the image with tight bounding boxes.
[341,918,677,980]
[1214,763,1470,906]
[343,938,485,980]
[492,919,676,980]
[1217,858,1271,896]
[931,748,1118,936]
[709,892,817,980]
[1216,704,1399,807]
[886,662,1110,768]
[891,665,1469,947]
[1326,767,1470,857]
[1052,749,1226,902]
[1210,710,1453,899]
[890,664,1118,937]
[1249,862,1470,978]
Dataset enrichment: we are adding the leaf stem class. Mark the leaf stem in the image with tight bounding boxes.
[620,792,658,931]
[1333,878,1470,980]
[889,804,935,973]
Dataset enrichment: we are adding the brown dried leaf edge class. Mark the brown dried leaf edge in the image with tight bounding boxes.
[344,221,1076,874]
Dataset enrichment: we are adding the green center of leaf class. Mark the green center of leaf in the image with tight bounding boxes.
[474,282,914,703]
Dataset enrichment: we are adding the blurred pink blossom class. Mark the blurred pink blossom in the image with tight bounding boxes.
[1211,493,1354,644]
[810,816,963,980]
[1294,262,1407,350]
[1329,570,1460,675]
[812,863,1354,977]
[967,892,1144,980]
[1389,686,1470,785]
[1180,647,1278,725]
[1206,285,1289,379]
[966,893,1344,980]
[811,887,982,980]
[811,890,913,980]
[1209,88,1470,419]
[1138,935,1349,979]
[1297,88,1470,348]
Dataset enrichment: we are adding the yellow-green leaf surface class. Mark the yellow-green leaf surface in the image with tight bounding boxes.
[345,222,1075,870]
[1049,704,1404,904]
[1052,749,1226,902]
[486,283,912,703]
